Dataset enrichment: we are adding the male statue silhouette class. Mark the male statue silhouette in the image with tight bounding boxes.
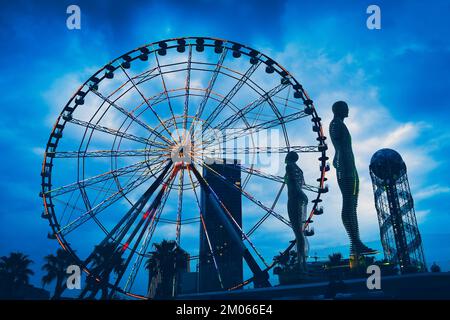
[329,101,376,256]
[285,151,308,273]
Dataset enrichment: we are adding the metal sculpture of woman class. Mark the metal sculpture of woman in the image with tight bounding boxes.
[329,101,376,256]
[285,151,308,273]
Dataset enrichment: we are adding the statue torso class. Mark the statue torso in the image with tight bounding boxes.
[329,118,357,178]
[285,162,308,203]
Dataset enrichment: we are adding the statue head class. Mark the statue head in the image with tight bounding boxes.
[285,151,299,163]
[332,101,349,119]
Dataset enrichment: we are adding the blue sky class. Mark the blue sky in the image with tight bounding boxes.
[0,0,449,295]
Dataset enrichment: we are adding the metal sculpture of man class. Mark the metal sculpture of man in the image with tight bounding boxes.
[329,101,376,257]
[285,151,308,273]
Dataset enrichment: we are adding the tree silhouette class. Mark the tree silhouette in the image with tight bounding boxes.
[42,249,74,299]
[81,243,125,300]
[146,240,188,298]
[0,252,34,296]
[327,252,343,267]
[431,262,441,273]
[324,252,346,298]
[273,250,298,275]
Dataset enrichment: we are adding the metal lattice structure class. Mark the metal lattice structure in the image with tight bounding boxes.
[369,148,426,273]
[40,37,328,299]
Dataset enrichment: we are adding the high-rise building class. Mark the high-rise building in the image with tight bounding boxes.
[199,159,243,292]
[369,148,426,273]
[147,241,190,298]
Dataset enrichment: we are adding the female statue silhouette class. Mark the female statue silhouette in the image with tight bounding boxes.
[285,151,308,273]
[329,101,376,256]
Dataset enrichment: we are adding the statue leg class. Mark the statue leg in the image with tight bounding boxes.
[287,199,304,272]
[299,199,308,272]
[296,226,306,273]
[299,237,308,272]
[338,175,375,255]
[338,175,362,255]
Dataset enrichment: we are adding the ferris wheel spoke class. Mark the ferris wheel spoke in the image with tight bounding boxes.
[107,166,179,297]
[186,168,225,289]
[122,180,174,292]
[192,157,291,228]
[134,60,191,86]
[274,94,304,109]
[175,169,184,245]
[112,165,178,252]
[190,98,251,154]
[44,160,149,198]
[188,48,228,136]
[189,163,269,268]
[200,145,322,159]
[213,82,289,132]
[247,182,285,237]
[47,148,170,159]
[80,178,122,212]
[236,164,284,183]
[239,84,288,134]
[248,93,290,148]
[128,90,166,119]
[66,117,153,146]
[78,186,110,236]
[79,160,173,278]
[201,59,261,131]
[183,45,192,132]
[57,161,169,237]
[237,163,324,193]
[79,158,164,204]
[90,89,173,146]
[153,52,182,141]
[122,188,170,294]
[134,66,159,85]
[120,67,177,143]
[200,110,308,151]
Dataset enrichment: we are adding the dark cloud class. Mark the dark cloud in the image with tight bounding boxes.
[0,0,449,289]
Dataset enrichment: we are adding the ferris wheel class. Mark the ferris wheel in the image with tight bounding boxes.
[40,37,328,299]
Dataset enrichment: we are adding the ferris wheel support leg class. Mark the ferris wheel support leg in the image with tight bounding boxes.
[82,160,173,265]
[107,166,180,299]
[78,161,173,299]
[189,164,271,288]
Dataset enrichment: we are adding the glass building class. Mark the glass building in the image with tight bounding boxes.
[199,159,243,292]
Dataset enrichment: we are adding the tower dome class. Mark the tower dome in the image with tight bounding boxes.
[370,148,406,180]
[369,148,426,273]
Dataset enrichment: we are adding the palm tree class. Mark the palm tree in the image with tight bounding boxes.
[81,243,125,300]
[326,252,346,285]
[431,262,441,273]
[0,252,34,297]
[42,249,74,299]
[146,240,188,298]
[327,252,343,267]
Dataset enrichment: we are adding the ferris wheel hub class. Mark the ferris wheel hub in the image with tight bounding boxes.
[170,142,193,165]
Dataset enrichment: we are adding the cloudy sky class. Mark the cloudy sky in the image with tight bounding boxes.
[0,0,449,293]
